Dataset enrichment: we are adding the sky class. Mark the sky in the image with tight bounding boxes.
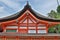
[0,0,60,18]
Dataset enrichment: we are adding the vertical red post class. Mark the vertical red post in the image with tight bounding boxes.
[27,13,28,33]
[4,36,6,40]
[18,22,20,33]
[36,23,38,34]
[46,23,49,33]
[16,36,18,40]
[2,24,6,33]
[55,36,57,40]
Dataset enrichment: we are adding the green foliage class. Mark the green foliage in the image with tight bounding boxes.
[48,5,60,33]
[48,24,60,33]
[48,27,56,33]
[48,5,60,19]
[48,10,57,18]
[57,5,60,13]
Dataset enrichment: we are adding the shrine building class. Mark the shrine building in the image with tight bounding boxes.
[0,2,60,40]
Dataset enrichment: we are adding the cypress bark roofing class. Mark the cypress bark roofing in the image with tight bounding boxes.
[0,3,60,22]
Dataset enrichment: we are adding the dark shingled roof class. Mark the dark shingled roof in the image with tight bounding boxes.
[0,3,60,22]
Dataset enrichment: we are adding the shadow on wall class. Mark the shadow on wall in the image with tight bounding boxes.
[0,27,3,32]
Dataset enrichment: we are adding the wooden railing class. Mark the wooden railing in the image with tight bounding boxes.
[0,32,60,36]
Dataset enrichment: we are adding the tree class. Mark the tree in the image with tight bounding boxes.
[48,5,60,33]
[48,5,60,19]
[48,24,60,33]
[48,27,56,33]
[57,5,60,13]
[48,10,57,18]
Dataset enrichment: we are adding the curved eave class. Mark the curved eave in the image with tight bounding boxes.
[0,4,60,22]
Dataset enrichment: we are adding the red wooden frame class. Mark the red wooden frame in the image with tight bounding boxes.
[0,10,60,40]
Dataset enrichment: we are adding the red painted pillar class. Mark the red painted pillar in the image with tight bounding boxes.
[46,23,49,33]
[2,24,6,32]
[55,36,57,40]
[36,23,38,34]
[18,22,20,33]
[4,36,6,40]
[16,36,18,40]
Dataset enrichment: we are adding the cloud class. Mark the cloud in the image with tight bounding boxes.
[14,0,27,2]
[41,0,56,8]
[0,0,60,18]
[0,0,22,18]
[0,7,4,12]
[0,6,10,18]
[32,0,58,16]
[0,0,21,11]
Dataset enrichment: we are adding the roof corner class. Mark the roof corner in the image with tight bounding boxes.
[24,1,32,9]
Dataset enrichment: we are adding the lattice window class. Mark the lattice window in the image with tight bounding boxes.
[6,29,17,32]
[5,26,18,32]
[28,30,36,33]
[38,30,46,33]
